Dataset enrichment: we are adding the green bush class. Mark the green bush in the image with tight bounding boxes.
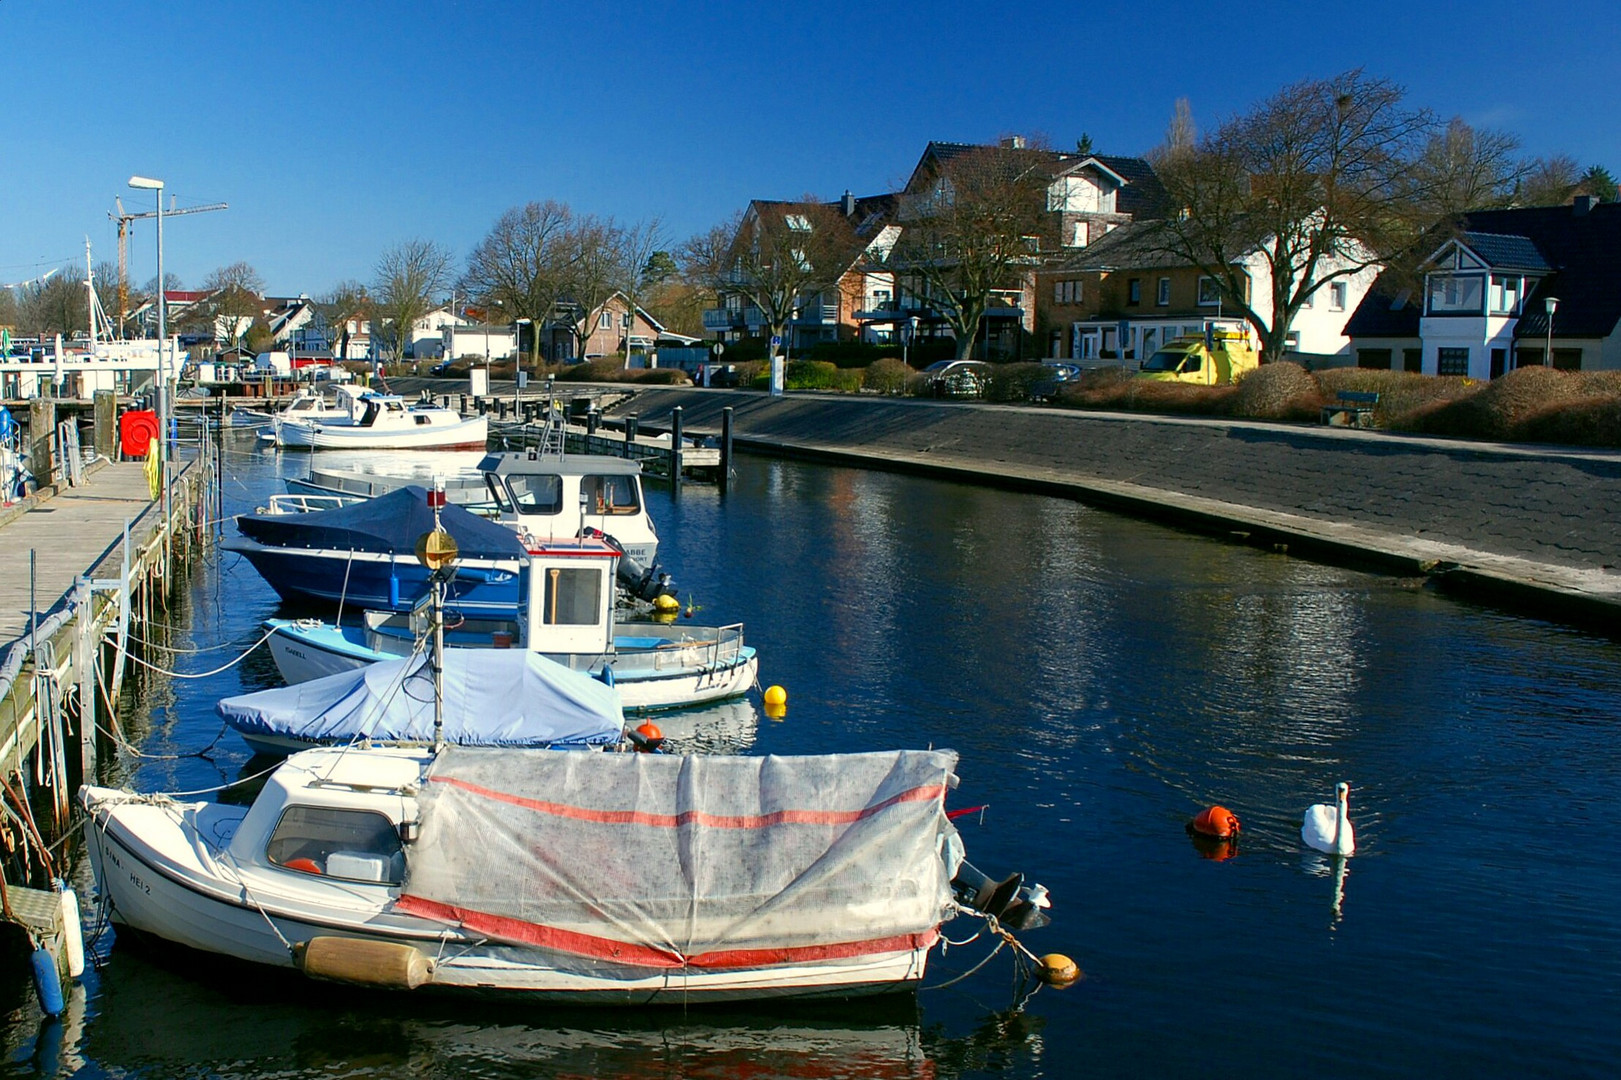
[803,340,904,368]
[982,362,1047,403]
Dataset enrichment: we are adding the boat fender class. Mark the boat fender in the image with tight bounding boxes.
[596,665,615,687]
[54,882,84,979]
[294,936,433,990]
[1038,953,1081,986]
[29,939,63,1016]
[284,857,324,875]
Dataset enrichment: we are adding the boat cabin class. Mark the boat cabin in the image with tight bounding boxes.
[518,539,620,656]
[225,747,425,885]
[477,451,658,564]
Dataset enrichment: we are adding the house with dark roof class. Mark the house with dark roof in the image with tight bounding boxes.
[859,138,1169,357]
[703,190,901,349]
[1040,219,1377,363]
[1343,196,1621,377]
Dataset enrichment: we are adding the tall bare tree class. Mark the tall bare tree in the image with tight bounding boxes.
[316,280,369,361]
[463,201,576,368]
[614,217,667,365]
[1412,118,1524,215]
[1150,70,1451,361]
[202,262,267,349]
[559,214,627,361]
[17,268,85,337]
[1517,154,1584,207]
[882,148,1050,361]
[372,240,452,363]
[708,199,855,367]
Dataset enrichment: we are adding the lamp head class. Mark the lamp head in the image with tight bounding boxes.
[1544,296,1559,316]
[128,175,164,190]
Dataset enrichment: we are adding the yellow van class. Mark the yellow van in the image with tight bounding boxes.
[1137,329,1258,386]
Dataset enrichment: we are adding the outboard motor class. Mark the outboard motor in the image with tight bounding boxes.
[581,527,677,603]
[952,860,1053,931]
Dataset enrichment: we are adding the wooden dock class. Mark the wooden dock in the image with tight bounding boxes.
[0,450,213,1004]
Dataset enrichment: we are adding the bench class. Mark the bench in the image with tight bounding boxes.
[1320,390,1379,428]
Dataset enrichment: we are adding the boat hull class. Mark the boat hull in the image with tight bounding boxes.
[265,623,759,714]
[274,414,487,451]
[223,538,519,615]
[83,795,929,1002]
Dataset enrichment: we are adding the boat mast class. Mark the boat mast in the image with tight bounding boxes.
[414,481,459,750]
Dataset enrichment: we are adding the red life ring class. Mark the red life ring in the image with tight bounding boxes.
[119,410,160,459]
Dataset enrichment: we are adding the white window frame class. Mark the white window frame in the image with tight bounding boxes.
[1330,282,1348,312]
[1197,277,1222,306]
[1156,277,1170,306]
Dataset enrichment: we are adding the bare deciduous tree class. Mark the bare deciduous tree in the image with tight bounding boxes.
[1151,70,1452,361]
[1413,118,1525,216]
[202,262,266,349]
[372,240,452,363]
[883,148,1050,361]
[316,280,369,361]
[1517,154,1584,207]
[17,268,85,337]
[463,201,576,368]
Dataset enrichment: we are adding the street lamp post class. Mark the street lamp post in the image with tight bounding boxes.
[906,315,920,367]
[1544,296,1559,368]
[128,175,167,527]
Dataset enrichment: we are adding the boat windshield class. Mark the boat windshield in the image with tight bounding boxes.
[266,806,404,884]
[505,474,563,514]
[583,475,640,515]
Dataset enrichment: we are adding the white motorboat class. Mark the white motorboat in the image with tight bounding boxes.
[261,535,755,719]
[229,388,358,429]
[80,741,1056,1002]
[270,385,487,450]
[289,449,661,567]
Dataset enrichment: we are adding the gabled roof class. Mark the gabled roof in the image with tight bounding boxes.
[1455,232,1551,272]
[906,142,1169,219]
[1345,202,1621,340]
[1054,220,1203,273]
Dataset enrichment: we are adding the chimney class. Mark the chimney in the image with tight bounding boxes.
[842,189,856,217]
[1000,135,1027,150]
[1573,194,1596,217]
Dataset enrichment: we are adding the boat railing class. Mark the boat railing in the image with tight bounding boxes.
[648,622,746,670]
[260,493,362,516]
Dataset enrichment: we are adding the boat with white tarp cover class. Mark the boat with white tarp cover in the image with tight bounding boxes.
[81,744,1053,1002]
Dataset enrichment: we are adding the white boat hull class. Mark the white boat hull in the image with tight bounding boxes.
[274,414,487,451]
[266,630,758,713]
[82,789,930,1002]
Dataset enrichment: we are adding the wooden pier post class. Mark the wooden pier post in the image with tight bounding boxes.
[624,416,638,459]
[669,407,683,491]
[28,400,54,491]
[720,407,734,495]
[92,391,117,460]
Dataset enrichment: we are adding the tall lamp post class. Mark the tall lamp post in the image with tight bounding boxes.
[1544,296,1559,368]
[128,175,167,526]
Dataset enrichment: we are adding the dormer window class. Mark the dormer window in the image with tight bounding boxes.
[1426,274,1484,315]
[784,214,812,232]
[1489,275,1523,315]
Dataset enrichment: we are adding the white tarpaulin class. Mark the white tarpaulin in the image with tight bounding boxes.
[397,748,959,971]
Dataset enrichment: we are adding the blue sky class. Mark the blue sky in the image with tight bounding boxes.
[3,0,1616,298]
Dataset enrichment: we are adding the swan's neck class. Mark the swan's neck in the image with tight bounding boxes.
[1334,791,1349,845]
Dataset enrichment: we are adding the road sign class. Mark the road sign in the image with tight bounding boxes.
[770,335,781,347]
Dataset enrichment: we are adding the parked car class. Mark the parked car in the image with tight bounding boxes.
[1030,361,1082,402]
[921,360,991,399]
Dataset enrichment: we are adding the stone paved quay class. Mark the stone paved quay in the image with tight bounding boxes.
[577,385,1621,626]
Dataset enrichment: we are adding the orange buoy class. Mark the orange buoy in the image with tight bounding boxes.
[633,722,665,752]
[1189,805,1241,839]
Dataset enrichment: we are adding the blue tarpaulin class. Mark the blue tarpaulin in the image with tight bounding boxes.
[234,485,525,560]
[218,649,624,747]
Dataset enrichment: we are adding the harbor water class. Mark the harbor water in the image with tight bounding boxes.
[5,433,1620,1078]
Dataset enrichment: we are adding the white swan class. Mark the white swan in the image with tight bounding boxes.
[1302,781,1355,855]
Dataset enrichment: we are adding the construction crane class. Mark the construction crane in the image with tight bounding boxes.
[110,196,227,337]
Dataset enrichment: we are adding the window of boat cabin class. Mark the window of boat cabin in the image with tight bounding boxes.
[266,806,404,884]
[583,474,639,514]
[504,473,564,514]
[540,565,604,625]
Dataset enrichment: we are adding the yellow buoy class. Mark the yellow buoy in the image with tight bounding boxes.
[653,593,680,613]
[763,685,787,708]
[1037,953,1080,986]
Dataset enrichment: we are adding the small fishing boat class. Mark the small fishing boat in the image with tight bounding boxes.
[270,385,487,450]
[222,485,526,616]
[260,534,755,716]
[82,741,1050,1002]
[289,450,660,567]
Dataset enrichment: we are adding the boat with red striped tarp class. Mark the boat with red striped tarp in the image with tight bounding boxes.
[80,742,1053,1002]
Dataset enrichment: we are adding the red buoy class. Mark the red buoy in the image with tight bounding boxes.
[1190,805,1241,839]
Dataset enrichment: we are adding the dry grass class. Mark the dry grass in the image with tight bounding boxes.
[1050,362,1621,448]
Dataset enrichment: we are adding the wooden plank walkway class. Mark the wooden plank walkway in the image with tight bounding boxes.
[0,463,157,639]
